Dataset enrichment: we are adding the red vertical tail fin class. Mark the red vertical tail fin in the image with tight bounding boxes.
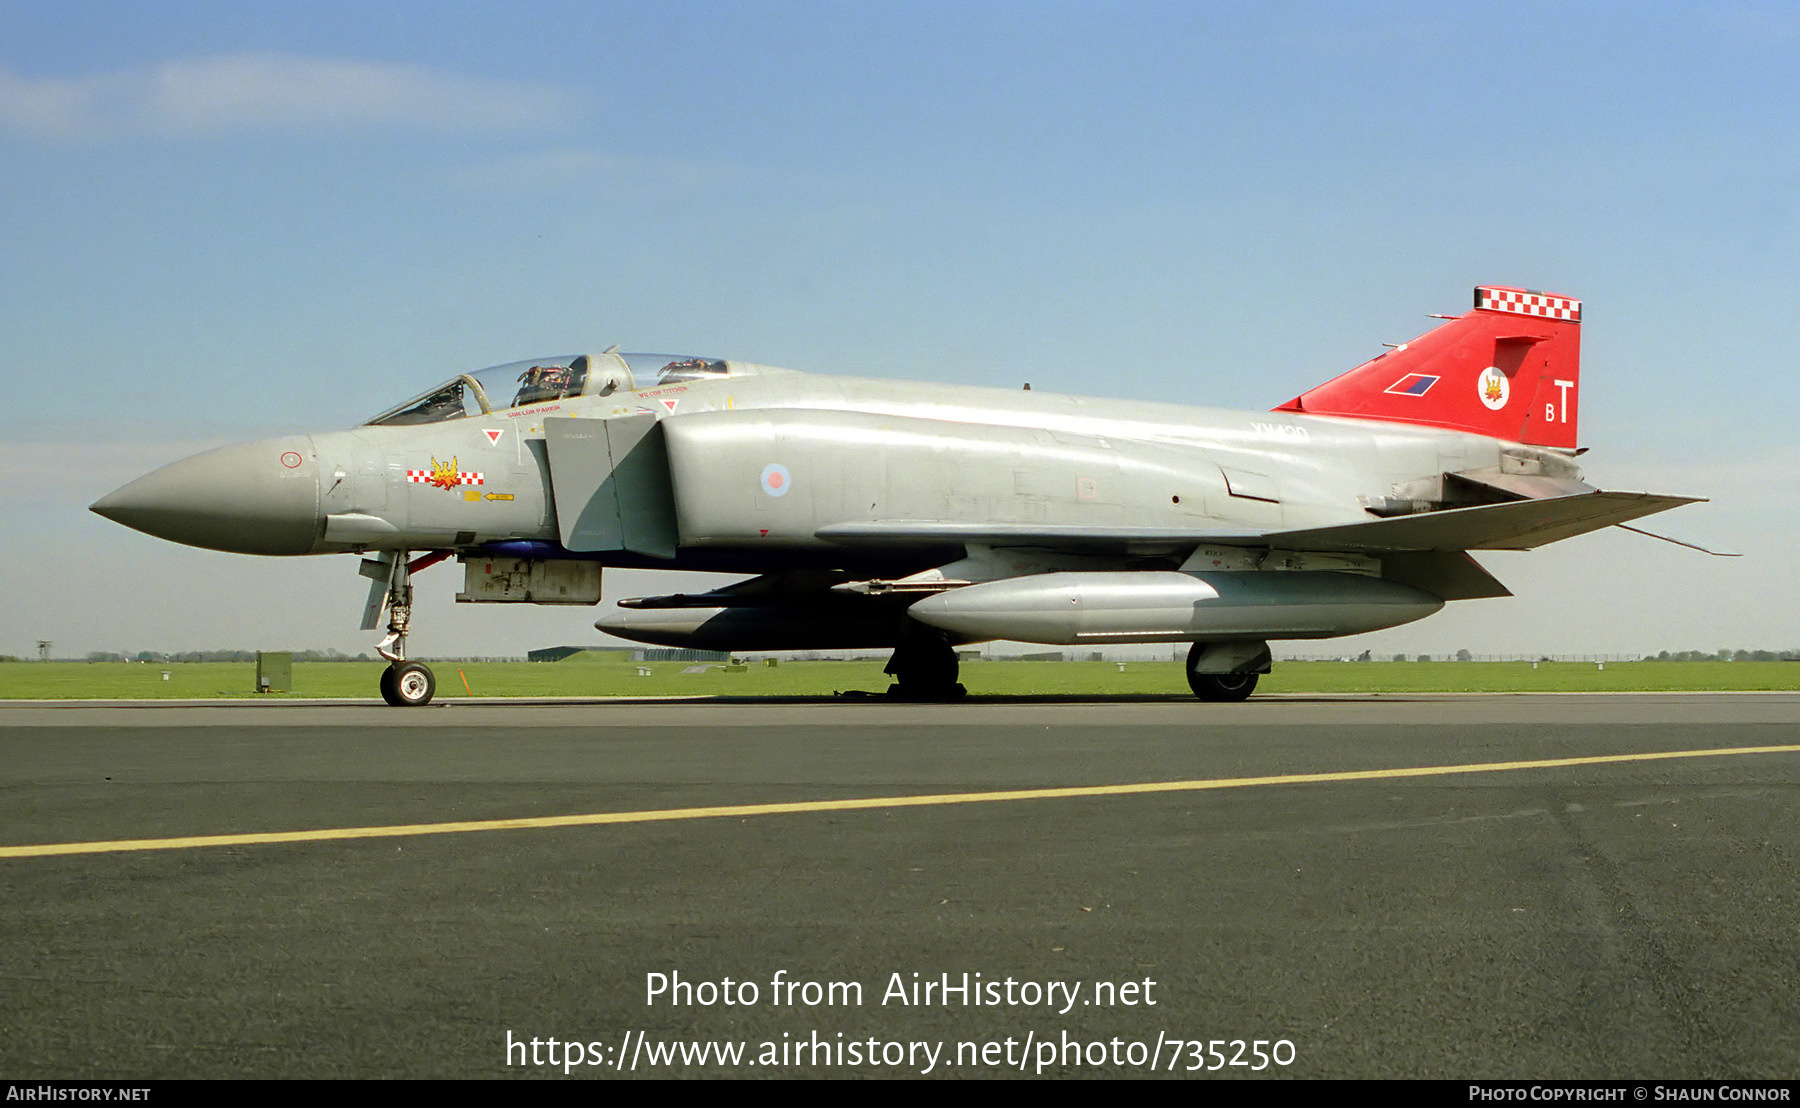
[1275,286,1581,448]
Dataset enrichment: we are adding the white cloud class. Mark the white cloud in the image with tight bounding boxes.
[0,54,581,141]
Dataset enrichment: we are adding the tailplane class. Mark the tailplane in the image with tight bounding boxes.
[1275,286,1581,448]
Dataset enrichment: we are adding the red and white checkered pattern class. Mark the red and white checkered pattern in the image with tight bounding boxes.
[407,469,484,485]
[1475,287,1581,321]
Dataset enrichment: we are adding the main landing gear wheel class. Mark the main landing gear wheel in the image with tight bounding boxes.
[885,623,968,701]
[381,661,437,707]
[1187,670,1259,702]
[1185,641,1269,702]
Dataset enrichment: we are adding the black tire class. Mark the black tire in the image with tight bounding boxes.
[884,627,965,700]
[381,661,435,707]
[1187,670,1259,702]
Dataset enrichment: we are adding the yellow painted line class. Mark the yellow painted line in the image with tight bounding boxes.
[4,744,1797,860]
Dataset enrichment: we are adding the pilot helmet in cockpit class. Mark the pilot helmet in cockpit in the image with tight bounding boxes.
[513,359,587,407]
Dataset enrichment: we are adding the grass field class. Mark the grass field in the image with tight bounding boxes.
[2,658,1797,700]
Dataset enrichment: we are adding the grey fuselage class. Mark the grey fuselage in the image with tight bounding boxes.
[123,362,1551,571]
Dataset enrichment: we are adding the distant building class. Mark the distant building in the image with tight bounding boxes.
[632,648,730,663]
[528,646,588,663]
[527,646,637,663]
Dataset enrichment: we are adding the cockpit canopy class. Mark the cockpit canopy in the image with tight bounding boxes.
[364,352,734,426]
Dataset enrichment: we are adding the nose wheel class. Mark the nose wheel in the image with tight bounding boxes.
[380,661,437,707]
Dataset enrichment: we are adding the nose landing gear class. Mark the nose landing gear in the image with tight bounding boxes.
[360,550,451,707]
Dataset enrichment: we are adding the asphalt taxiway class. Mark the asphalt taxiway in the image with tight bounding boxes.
[2,694,1797,1078]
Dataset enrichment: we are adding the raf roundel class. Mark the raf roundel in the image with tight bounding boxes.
[1477,366,1510,411]
[760,463,792,498]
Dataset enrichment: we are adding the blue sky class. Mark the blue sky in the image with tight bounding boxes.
[3,1,1794,659]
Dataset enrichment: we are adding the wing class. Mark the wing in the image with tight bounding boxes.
[815,490,1702,555]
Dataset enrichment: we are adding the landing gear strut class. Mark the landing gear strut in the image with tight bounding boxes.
[885,623,967,701]
[1185,641,1271,702]
[374,558,412,665]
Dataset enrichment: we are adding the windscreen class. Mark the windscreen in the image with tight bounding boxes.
[364,353,737,426]
[365,356,587,426]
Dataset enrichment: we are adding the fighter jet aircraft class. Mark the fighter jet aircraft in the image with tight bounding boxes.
[92,286,1703,706]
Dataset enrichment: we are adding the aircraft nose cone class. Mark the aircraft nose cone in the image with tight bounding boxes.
[90,436,322,555]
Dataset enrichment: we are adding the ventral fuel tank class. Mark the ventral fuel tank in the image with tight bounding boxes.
[903,571,1443,645]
